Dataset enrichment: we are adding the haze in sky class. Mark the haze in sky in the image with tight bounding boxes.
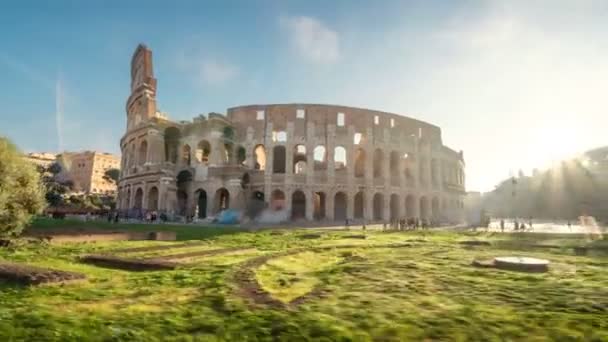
[1,0,606,192]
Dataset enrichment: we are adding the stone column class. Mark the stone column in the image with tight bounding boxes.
[383,194,390,221]
[327,125,335,180]
[346,191,354,221]
[306,122,315,186]
[305,190,314,221]
[286,122,294,175]
[326,192,334,221]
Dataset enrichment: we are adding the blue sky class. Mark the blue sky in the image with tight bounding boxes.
[1,0,607,192]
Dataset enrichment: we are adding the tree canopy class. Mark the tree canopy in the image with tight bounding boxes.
[0,138,46,238]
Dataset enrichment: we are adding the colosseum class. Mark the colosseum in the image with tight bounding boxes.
[118,44,466,224]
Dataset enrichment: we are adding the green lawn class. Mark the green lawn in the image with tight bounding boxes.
[0,220,606,341]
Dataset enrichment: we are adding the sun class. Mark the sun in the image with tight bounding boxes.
[532,123,581,169]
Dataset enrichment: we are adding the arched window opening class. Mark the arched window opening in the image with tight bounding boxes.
[134,188,143,209]
[373,148,383,178]
[197,190,207,219]
[353,133,362,145]
[354,192,364,219]
[334,192,347,221]
[237,146,247,166]
[196,140,211,164]
[215,188,230,213]
[254,145,266,170]
[164,127,180,163]
[373,193,383,221]
[291,190,306,220]
[271,190,285,211]
[293,145,307,174]
[273,146,286,173]
[138,141,147,165]
[272,131,287,142]
[354,148,365,178]
[313,145,327,171]
[224,143,234,164]
[147,187,159,211]
[182,145,192,166]
[334,146,347,170]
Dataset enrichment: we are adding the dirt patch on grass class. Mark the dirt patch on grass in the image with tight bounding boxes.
[150,247,251,261]
[0,262,86,285]
[80,255,178,271]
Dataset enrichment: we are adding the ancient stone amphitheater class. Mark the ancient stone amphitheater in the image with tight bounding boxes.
[118,45,466,224]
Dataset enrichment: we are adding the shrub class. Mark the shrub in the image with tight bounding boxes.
[0,138,46,238]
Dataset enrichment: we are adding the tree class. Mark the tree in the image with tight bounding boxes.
[0,138,46,238]
[103,168,120,185]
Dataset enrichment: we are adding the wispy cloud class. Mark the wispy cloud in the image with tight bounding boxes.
[200,60,239,85]
[280,15,340,64]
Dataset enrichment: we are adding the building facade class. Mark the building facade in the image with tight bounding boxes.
[57,151,120,194]
[117,44,466,223]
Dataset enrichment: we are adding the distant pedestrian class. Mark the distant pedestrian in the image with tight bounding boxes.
[567,220,572,232]
[500,219,505,233]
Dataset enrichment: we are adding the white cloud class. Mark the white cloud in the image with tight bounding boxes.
[280,15,340,64]
[200,60,239,85]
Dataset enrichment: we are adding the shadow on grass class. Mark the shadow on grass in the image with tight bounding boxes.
[26,218,251,241]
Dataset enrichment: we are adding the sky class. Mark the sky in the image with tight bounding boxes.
[1,0,607,192]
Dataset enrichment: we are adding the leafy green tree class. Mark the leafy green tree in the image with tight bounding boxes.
[103,168,120,185]
[0,138,46,238]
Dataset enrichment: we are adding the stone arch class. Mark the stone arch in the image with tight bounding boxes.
[293,144,307,174]
[138,140,147,165]
[432,197,440,220]
[273,146,286,173]
[334,192,347,221]
[215,188,230,213]
[354,148,366,178]
[373,193,383,221]
[125,188,131,209]
[291,190,306,220]
[254,145,266,170]
[196,189,207,219]
[313,145,326,171]
[405,194,415,219]
[182,144,192,166]
[176,170,193,216]
[134,188,143,209]
[334,146,347,170]
[147,186,159,211]
[420,196,429,220]
[313,191,326,220]
[354,191,364,219]
[271,189,286,211]
[196,140,211,164]
[237,146,246,166]
[223,142,234,164]
[390,194,400,220]
[164,127,180,163]
[373,148,383,178]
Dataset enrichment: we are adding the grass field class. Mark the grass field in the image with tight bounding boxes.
[0,219,607,341]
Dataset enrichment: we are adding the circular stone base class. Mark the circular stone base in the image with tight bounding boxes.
[494,256,549,273]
